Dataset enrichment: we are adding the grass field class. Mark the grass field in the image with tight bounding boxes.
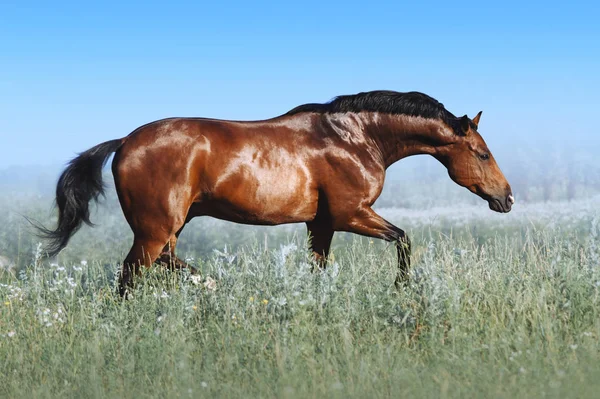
[1,193,600,398]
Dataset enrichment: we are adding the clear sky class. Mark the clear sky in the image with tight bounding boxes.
[1,0,598,169]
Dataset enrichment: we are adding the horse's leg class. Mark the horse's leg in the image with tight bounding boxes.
[157,225,196,272]
[118,208,190,297]
[119,233,172,297]
[306,222,334,270]
[341,207,411,287]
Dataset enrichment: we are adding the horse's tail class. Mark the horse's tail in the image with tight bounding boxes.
[34,139,124,258]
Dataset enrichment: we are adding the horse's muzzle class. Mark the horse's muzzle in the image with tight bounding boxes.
[489,193,514,213]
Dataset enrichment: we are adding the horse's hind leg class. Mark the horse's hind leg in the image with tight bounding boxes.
[158,233,184,269]
[113,145,197,296]
[117,207,191,297]
[157,224,198,274]
[119,233,172,297]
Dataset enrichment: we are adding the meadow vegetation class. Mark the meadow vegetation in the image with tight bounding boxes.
[1,158,599,398]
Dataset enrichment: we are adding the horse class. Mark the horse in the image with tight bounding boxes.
[37,90,514,297]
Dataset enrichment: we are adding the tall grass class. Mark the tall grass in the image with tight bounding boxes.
[1,221,599,398]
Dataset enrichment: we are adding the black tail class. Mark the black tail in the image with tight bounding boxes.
[35,139,123,258]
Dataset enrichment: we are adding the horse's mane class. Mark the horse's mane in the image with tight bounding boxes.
[285,90,465,131]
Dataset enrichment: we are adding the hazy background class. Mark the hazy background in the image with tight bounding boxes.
[2,0,599,166]
[0,0,598,269]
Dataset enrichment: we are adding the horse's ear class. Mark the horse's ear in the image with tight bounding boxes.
[472,111,482,128]
[459,115,471,135]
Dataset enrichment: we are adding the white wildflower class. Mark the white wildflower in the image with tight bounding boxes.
[275,296,287,306]
[190,275,203,285]
[203,276,217,291]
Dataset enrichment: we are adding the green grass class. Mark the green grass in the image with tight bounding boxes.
[1,225,600,398]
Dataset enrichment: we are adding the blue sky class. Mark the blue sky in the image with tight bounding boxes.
[1,0,598,169]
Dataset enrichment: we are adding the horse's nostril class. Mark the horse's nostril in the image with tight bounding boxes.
[507,194,515,205]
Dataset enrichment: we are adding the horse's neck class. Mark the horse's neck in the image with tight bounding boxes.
[359,113,452,168]
[292,112,451,168]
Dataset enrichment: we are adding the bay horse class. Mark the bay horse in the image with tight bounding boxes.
[38,91,514,297]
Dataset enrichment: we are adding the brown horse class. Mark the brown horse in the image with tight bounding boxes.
[38,91,513,296]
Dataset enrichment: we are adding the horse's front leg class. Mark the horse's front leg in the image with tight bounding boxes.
[306,221,334,271]
[340,207,411,287]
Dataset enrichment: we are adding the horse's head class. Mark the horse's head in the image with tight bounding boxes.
[437,112,514,213]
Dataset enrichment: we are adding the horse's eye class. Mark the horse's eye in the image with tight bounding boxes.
[479,153,490,161]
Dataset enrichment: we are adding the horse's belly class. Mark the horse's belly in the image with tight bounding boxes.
[205,165,318,225]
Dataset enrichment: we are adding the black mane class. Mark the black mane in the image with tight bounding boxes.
[285,90,459,126]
